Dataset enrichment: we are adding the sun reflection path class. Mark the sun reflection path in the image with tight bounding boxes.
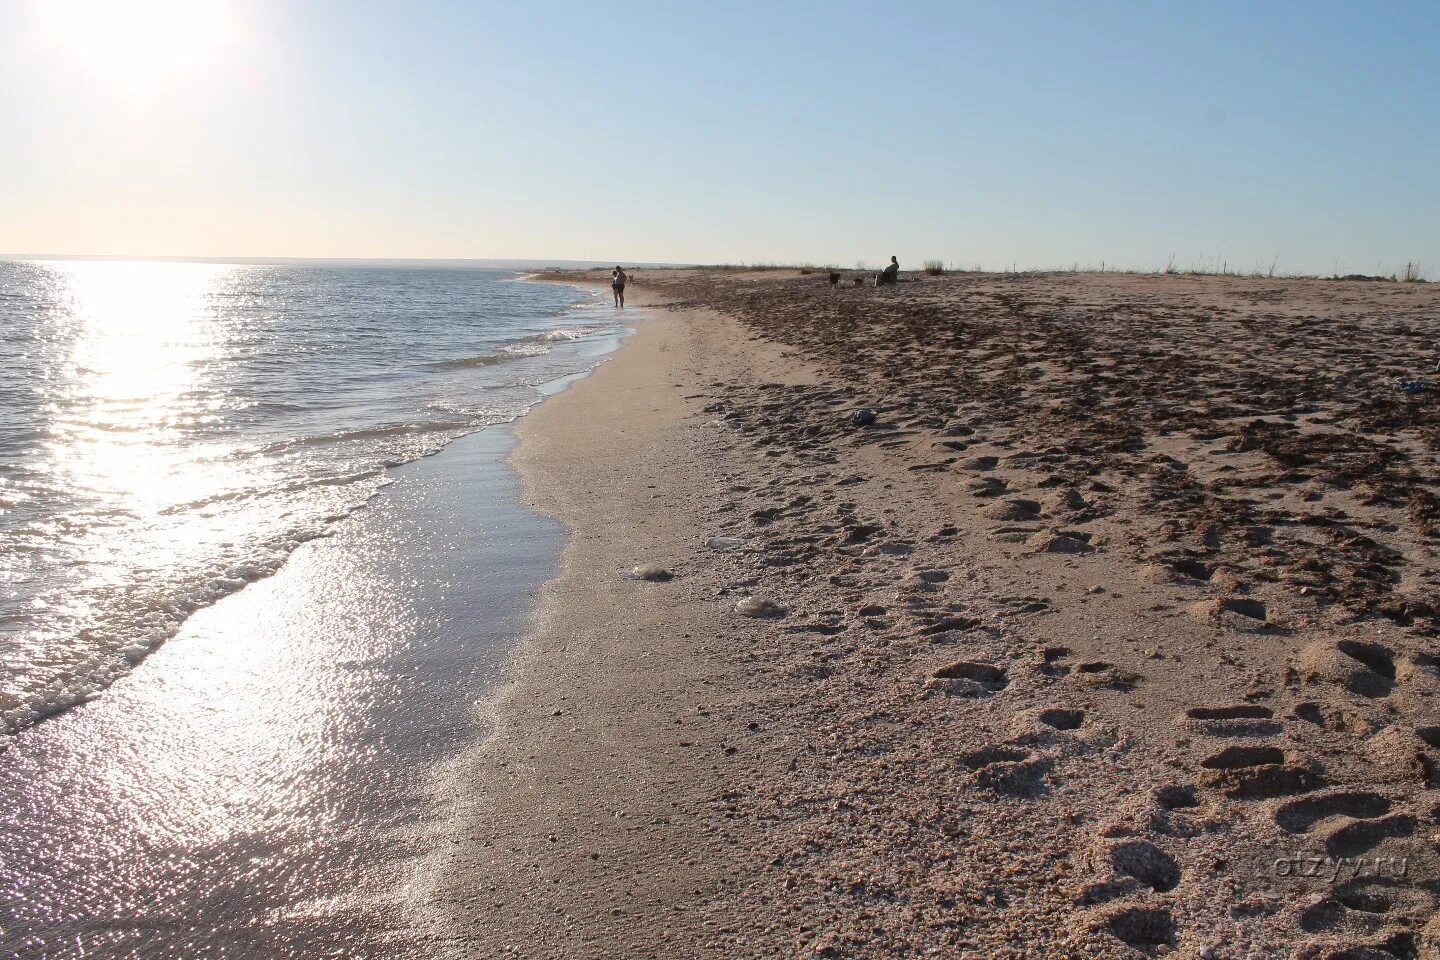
[56,261,241,502]
[1,261,287,735]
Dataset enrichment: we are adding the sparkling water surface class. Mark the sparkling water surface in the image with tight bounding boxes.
[0,259,613,734]
[0,260,626,958]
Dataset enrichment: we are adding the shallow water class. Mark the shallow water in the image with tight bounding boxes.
[0,260,616,735]
[0,428,562,958]
[0,260,631,958]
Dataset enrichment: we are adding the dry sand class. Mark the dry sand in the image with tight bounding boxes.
[430,269,1440,959]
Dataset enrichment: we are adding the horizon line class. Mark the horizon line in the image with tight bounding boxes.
[0,253,689,268]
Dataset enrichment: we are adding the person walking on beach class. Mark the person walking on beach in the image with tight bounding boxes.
[611,266,628,307]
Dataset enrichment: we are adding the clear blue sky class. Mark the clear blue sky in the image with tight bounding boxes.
[3,0,1436,273]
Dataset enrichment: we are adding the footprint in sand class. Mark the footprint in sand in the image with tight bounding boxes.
[1189,705,1273,720]
[1291,701,1373,735]
[1094,905,1177,955]
[1181,704,1284,738]
[1039,646,1072,677]
[1141,556,1212,585]
[917,615,982,636]
[927,661,1008,698]
[1273,790,1417,859]
[958,744,1051,797]
[1294,878,1440,960]
[998,595,1051,615]
[841,522,884,544]
[1078,836,1184,907]
[1300,879,1401,932]
[966,476,1008,497]
[1188,596,1270,631]
[1274,790,1393,834]
[1322,814,1418,859]
[912,568,950,583]
[1198,745,1323,799]
[1043,487,1091,516]
[1153,784,1200,810]
[1364,726,1440,786]
[1037,707,1085,730]
[1072,660,1141,691]
[1418,726,1440,749]
[1028,530,1096,555]
[981,498,1041,521]
[989,524,1042,543]
[1299,639,1397,699]
[1411,652,1440,677]
[1108,839,1182,893]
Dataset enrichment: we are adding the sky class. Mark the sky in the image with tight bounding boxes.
[2,0,1437,274]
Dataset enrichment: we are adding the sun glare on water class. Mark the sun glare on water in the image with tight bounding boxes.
[34,0,234,91]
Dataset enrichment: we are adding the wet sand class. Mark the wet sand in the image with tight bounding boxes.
[436,269,1440,959]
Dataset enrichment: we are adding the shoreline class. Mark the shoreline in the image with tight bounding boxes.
[431,268,1440,957]
[0,279,637,959]
[0,425,565,958]
[426,290,755,956]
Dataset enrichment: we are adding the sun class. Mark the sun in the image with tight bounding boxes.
[33,0,233,91]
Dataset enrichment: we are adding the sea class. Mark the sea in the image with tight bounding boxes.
[0,259,629,958]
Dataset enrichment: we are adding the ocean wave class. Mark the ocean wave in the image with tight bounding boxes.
[500,342,550,358]
[431,324,617,369]
[431,351,518,369]
[0,488,392,740]
[156,468,393,515]
[249,420,478,455]
[541,324,615,341]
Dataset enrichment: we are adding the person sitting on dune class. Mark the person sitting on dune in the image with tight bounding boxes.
[877,256,899,286]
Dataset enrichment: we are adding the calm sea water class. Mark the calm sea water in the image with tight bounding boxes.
[0,260,614,736]
[0,259,627,958]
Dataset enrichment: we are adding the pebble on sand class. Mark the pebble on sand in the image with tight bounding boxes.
[705,534,746,551]
[736,596,787,618]
[629,564,674,582]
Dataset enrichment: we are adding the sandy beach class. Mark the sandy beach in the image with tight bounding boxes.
[7,4,1434,957]
[428,268,1440,959]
